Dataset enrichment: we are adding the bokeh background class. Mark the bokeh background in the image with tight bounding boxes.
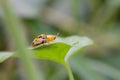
[0,0,120,80]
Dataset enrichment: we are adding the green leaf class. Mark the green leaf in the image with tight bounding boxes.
[32,36,94,80]
[55,36,94,61]
[0,52,13,63]
[32,36,94,63]
[32,42,71,64]
[0,36,93,64]
[0,36,94,80]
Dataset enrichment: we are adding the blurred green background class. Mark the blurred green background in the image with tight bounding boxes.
[0,0,120,80]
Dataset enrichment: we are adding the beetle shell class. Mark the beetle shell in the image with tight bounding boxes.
[32,34,56,47]
[46,35,56,42]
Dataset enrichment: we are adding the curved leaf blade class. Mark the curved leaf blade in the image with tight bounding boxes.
[32,42,71,64]
[0,36,94,65]
[0,52,13,63]
[55,36,94,61]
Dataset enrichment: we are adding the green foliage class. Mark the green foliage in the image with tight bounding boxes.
[0,36,94,80]
[0,1,41,80]
[0,52,13,63]
[33,42,71,64]
[0,0,120,80]
[0,36,93,64]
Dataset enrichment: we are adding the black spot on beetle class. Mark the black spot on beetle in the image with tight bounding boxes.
[38,36,42,38]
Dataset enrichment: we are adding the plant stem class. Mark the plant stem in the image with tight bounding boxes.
[65,62,74,80]
[0,0,40,80]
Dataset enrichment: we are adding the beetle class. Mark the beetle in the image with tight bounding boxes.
[32,34,56,47]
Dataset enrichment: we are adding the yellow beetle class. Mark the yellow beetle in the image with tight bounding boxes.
[32,34,56,47]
